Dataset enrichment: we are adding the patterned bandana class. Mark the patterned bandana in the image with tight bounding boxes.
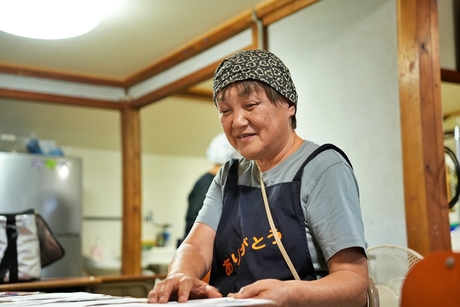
[212,49,298,104]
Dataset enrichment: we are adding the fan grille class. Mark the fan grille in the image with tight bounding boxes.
[368,245,423,297]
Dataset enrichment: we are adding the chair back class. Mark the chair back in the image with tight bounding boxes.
[400,250,460,306]
[366,277,380,307]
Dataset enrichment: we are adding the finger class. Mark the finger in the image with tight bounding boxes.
[205,284,223,298]
[176,284,192,302]
[178,280,210,301]
[155,280,178,303]
[234,284,261,298]
[147,289,159,303]
[182,280,222,301]
[147,281,165,303]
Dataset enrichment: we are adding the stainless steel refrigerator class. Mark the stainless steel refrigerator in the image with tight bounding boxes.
[0,151,83,278]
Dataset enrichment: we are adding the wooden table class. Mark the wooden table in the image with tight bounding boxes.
[0,274,166,295]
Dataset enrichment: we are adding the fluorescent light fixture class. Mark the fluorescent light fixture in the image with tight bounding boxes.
[0,0,102,39]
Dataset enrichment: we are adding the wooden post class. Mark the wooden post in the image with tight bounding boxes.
[454,0,460,71]
[120,103,142,275]
[397,0,451,255]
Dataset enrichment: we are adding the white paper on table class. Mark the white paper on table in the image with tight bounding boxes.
[162,297,275,306]
[0,292,146,306]
[0,293,275,306]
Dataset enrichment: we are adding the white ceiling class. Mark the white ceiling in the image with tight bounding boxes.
[0,0,265,78]
[0,0,266,156]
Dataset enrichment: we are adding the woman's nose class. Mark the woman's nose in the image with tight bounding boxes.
[232,109,248,127]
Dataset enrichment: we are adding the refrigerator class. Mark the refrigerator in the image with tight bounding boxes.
[0,151,83,278]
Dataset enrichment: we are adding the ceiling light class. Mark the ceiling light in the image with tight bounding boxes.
[0,0,103,40]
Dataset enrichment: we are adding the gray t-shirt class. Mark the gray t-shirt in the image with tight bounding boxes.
[196,140,366,275]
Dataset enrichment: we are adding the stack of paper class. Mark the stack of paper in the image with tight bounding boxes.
[0,292,146,306]
[0,292,275,306]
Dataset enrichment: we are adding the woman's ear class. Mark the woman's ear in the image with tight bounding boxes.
[287,102,296,116]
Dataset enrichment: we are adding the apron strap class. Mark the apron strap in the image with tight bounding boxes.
[293,143,352,181]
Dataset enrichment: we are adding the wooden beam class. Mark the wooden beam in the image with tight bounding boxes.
[256,0,319,26]
[256,0,306,17]
[123,10,254,88]
[444,109,460,121]
[129,44,262,108]
[0,0,320,105]
[120,103,142,275]
[397,0,451,255]
[173,88,213,102]
[454,0,460,71]
[0,87,124,110]
[130,59,220,108]
[441,68,460,84]
[0,62,124,87]
[0,0,317,106]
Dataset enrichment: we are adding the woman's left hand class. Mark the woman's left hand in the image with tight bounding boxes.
[229,279,293,307]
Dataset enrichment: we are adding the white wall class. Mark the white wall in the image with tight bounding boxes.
[439,0,456,70]
[142,153,211,247]
[269,0,406,247]
[71,147,211,260]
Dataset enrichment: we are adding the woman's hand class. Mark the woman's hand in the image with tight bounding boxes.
[230,248,368,307]
[147,273,222,304]
[229,279,293,307]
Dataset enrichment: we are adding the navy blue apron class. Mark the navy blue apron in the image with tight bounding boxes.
[209,144,351,296]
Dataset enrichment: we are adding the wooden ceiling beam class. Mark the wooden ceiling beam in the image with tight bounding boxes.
[0,0,320,99]
[129,59,219,108]
[441,68,460,84]
[130,44,258,109]
[173,88,213,102]
[444,109,460,120]
[256,0,319,26]
[0,87,124,110]
[0,62,124,87]
[122,10,254,88]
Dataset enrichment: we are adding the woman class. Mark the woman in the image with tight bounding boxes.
[148,49,368,307]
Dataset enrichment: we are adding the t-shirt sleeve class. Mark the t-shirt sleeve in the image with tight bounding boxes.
[303,156,366,262]
[195,166,228,231]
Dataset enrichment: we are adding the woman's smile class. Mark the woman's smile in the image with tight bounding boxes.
[236,133,256,141]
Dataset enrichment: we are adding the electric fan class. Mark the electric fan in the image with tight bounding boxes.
[367,244,424,307]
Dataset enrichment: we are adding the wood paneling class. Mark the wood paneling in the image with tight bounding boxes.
[397,0,451,255]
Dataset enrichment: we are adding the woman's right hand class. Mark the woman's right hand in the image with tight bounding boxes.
[147,273,222,304]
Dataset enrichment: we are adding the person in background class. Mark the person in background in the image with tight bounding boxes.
[183,132,240,240]
[148,49,368,307]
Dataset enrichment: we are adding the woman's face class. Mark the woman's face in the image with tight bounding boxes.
[216,84,296,162]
